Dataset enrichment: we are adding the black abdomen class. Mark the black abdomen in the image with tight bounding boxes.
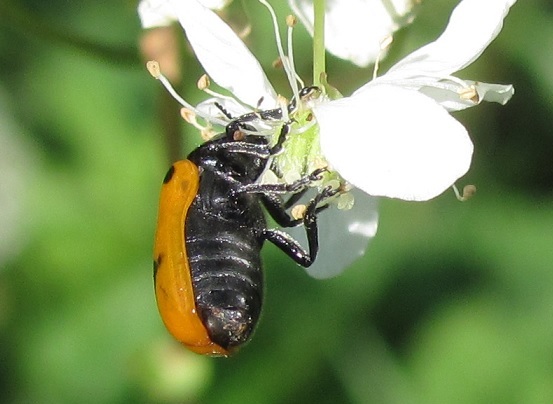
[185,172,265,350]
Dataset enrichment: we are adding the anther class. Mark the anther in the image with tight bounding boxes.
[180,108,197,124]
[462,184,477,200]
[146,60,161,79]
[148,63,226,126]
[272,57,284,69]
[380,35,393,50]
[238,24,252,39]
[197,74,211,91]
[201,128,216,141]
[459,85,480,103]
[286,15,297,27]
[180,108,210,132]
[291,204,307,220]
[452,184,477,201]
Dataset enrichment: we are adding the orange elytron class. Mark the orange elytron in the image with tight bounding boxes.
[153,161,228,356]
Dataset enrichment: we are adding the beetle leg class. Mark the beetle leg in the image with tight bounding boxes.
[238,167,326,195]
[268,121,291,155]
[262,185,338,268]
[301,186,339,262]
[262,229,315,267]
[261,190,333,228]
[205,141,271,159]
[261,193,302,227]
[282,188,308,209]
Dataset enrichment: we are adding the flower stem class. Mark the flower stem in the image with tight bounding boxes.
[312,0,325,87]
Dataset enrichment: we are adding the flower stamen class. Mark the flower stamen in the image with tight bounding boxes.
[198,74,250,117]
[452,184,477,201]
[146,60,227,127]
[258,0,302,102]
[458,85,480,103]
[373,35,394,80]
[197,74,210,91]
[272,57,284,69]
[286,14,305,91]
[180,108,216,140]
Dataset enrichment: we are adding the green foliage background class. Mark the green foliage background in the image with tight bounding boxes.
[1,0,552,403]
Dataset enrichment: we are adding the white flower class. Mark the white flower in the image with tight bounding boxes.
[141,0,516,275]
[315,0,516,201]
[140,0,419,69]
[142,0,516,201]
[139,0,233,27]
[288,0,419,67]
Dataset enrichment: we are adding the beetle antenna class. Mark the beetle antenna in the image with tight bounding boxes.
[214,102,234,120]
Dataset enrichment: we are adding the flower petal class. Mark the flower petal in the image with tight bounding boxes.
[139,0,234,27]
[143,0,277,109]
[288,0,418,67]
[138,0,177,28]
[471,82,515,105]
[315,85,473,201]
[197,0,233,10]
[420,81,515,111]
[384,0,517,80]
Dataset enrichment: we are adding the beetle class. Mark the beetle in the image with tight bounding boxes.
[153,88,335,356]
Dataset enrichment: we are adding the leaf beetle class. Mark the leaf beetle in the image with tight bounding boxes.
[153,87,335,356]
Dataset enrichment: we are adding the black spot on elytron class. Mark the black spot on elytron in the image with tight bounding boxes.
[163,165,175,184]
[153,254,163,281]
